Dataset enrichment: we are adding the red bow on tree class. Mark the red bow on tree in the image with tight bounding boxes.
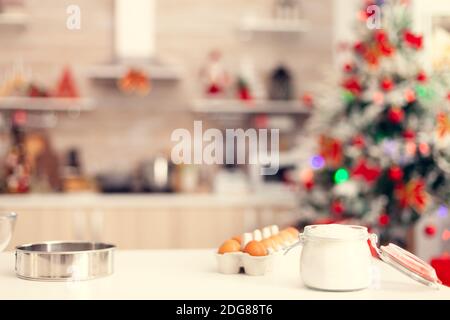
[352,158,381,183]
[395,179,428,213]
[403,30,423,50]
[342,77,362,96]
[374,30,395,57]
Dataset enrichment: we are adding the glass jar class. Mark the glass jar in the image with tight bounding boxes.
[299,224,373,291]
[291,224,442,291]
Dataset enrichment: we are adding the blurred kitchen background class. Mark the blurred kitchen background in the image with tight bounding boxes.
[0,0,449,266]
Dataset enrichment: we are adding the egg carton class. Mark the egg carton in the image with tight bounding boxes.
[216,251,282,276]
[216,225,297,276]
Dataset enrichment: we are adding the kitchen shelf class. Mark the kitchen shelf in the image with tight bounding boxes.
[191,99,310,115]
[239,18,309,34]
[0,12,28,27]
[86,64,181,81]
[0,97,95,112]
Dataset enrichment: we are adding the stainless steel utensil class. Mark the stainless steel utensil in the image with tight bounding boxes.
[15,241,115,281]
[0,212,17,252]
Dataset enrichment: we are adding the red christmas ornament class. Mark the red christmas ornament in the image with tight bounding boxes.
[342,77,362,96]
[403,30,423,50]
[331,200,345,215]
[352,135,365,148]
[381,78,394,91]
[352,159,381,183]
[402,129,416,140]
[416,71,427,82]
[388,107,405,124]
[424,224,437,237]
[388,166,404,182]
[378,213,390,226]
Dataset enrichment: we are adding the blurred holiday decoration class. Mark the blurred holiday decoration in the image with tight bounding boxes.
[3,124,30,193]
[118,68,151,95]
[297,0,450,245]
[28,83,49,98]
[236,77,252,101]
[200,50,231,97]
[54,67,78,98]
[0,64,84,99]
[235,57,265,101]
[0,72,27,97]
[268,65,293,100]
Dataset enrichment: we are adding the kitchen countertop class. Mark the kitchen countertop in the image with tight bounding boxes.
[0,248,448,300]
[0,192,297,209]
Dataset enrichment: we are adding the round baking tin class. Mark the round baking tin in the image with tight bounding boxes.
[15,241,115,281]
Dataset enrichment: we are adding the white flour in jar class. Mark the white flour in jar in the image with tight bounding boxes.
[300,224,373,291]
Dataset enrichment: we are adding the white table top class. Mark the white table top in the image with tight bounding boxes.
[0,249,449,300]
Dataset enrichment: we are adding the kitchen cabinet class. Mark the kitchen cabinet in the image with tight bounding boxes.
[0,193,297,250]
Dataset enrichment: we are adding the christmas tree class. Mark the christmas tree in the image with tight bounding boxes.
[298,0,450,245]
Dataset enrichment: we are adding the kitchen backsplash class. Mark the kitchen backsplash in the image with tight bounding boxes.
[0,0,333,175]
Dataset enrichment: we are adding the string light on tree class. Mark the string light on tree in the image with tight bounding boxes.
[310,155,325,170]
[334,168,349,184]
[437,205,448,218]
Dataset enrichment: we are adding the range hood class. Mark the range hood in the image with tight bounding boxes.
[114,0,155,62]
[87,0,180,81]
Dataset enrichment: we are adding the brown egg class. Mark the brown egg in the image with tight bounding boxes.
[284,227,300,238]
[261,238,276,251]
[218,239,241,254]
[244,240,268,256]
[279,230,295,243]
[270,235,284,247]
[232,235,242,244]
